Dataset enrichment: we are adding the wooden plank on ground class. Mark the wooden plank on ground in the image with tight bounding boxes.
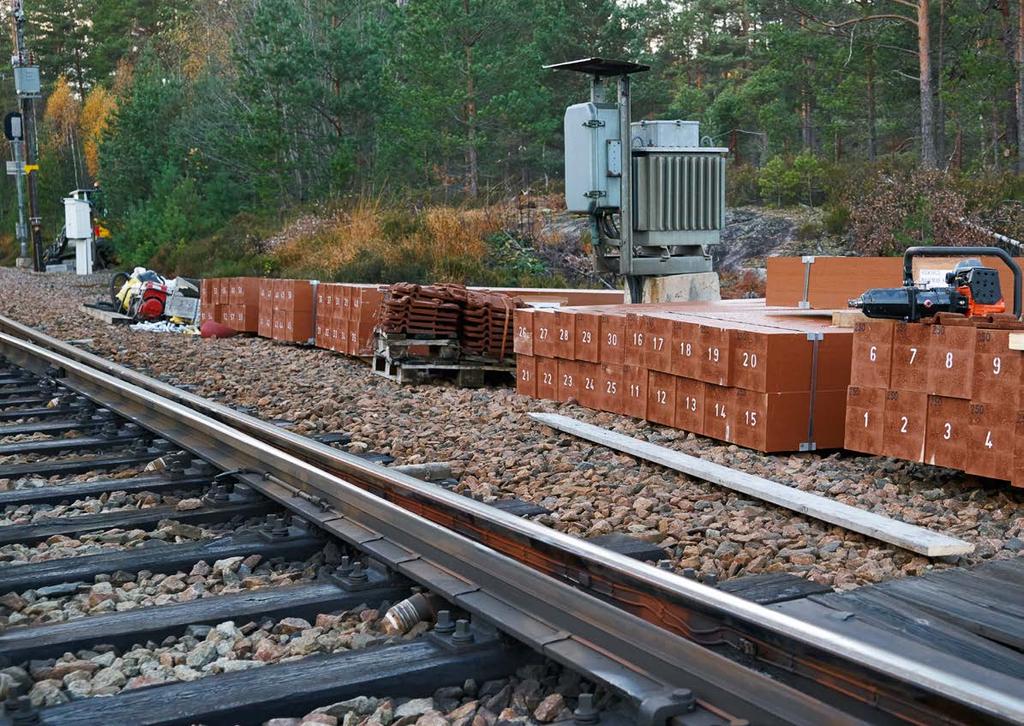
[719,572,832,605]
[79,303,133,326]
[873,577,1024,650]
[530,413,974,558]
[808,588,1024,678]
[769,597,1024,700]
[967,559,1024,589]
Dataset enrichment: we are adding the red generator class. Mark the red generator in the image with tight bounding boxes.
[133,280,172,320]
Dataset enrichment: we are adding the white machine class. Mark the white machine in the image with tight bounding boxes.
[63,192,93,275]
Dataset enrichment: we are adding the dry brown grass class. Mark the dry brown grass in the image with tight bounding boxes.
[271,200,505,281]
[272,201,385,277]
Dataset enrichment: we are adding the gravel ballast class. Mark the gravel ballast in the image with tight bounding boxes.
[1,268,1022,589]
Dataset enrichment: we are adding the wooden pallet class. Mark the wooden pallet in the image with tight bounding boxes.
[371,355,514,387]
[374,331,461,361]
[372,331,514,387]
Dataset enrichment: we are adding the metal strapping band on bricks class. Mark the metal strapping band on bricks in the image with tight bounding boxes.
[799,255,815,310]
[801,331,824,452]
[498,296,515,361]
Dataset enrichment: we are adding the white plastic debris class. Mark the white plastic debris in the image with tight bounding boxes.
[129,320,198,335]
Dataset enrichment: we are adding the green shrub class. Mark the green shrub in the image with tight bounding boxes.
[758,156,801,206]
[823,204,851,235]
[792,151,824,206]
[796,221,823,242]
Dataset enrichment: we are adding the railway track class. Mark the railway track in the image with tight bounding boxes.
[0,314,1022,725]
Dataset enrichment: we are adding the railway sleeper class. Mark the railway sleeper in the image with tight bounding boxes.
[0,582,410,663]
[0,428,146,459]
[0,447,173,481]
[8,636,531,726]
[0,498,275,547]
[0,417,127,439]
[0,401,88,423]
[0,529,324,593]
[0,472,215,508]
[0,375,37,387]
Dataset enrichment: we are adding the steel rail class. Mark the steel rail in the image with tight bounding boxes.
[2,317,1023,724]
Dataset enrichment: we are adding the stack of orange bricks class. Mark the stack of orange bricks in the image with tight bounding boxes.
[313,283,383,356]
[514,301,853,453]
[260,279,316,343]
[198,277,389,353]
[844,315,1024,485]
[198,277,259,332]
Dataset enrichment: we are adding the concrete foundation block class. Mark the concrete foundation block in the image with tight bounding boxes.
[632,273,722,304]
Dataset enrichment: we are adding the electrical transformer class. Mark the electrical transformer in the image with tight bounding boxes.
[548,58,728,301]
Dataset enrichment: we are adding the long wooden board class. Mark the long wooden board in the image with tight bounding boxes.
[79,303,133,326]
[530,412,974,557]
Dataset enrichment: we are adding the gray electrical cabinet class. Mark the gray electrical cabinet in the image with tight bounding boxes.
[548,57,728,300]
[564,102,621,212]
[13,66,40,98]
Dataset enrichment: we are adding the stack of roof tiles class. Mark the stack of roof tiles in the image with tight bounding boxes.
[844,314,1024,485]
[514,300,853,453]
[378,283,525,361]
[380,283,465,338]
[461,290,524,360]
[257,279,315,343]
[766,255,1018,309]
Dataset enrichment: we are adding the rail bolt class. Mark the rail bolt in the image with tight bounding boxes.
[451,619,474,644]
[434,609,456,635]
[347,561,368,583]
[573,693,600,725]
[206,481,231,504]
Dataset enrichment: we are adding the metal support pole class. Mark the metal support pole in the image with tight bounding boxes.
[12,136,27,259]
[11,1,43,272]
[24,97,43,272]
[617,74,640,302]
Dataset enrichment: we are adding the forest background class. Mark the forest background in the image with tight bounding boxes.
[2,0,1023,287]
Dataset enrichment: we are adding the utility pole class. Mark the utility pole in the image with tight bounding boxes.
[9,113,28,263]
[10,0,43,271]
